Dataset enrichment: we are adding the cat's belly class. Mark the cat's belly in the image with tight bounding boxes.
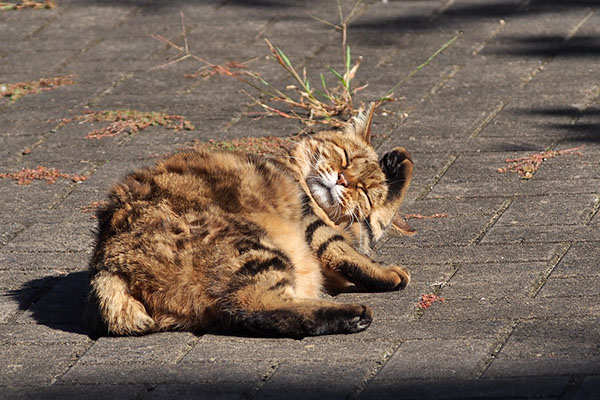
[248,213,323,299]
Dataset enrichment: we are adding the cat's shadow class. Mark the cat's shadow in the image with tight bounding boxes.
[9,271,91,336]
[10,272,368,339]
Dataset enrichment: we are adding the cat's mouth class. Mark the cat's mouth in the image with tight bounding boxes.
[308,175,343,213]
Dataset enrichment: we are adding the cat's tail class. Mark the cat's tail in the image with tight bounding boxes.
[221,299,373,338]
[85,270,156,337]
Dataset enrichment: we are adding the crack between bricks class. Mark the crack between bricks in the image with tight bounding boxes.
[528,242,572,298]
[469,199,512,245]
[348,341,403,400]
[47,161,102,210]
[472,320,518,379]
[48,340,96,386]
[560,375,587,400]
[582,197,600,225]
[248,362,281,399]
[172,336,201,364]
[470,18,508,56]
[469,99,508,139]
[51,38,105,75]
[429,0,456,22]
[416,154,458,201]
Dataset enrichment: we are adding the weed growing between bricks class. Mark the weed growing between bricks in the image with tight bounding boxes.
[0,76,73,101]
[0,0,55,11]
[151,5,460,129]
[59,110,195,139]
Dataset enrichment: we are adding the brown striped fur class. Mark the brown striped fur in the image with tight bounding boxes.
[86,106,414,338]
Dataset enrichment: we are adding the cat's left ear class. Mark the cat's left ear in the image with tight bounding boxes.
[345,102,377,144]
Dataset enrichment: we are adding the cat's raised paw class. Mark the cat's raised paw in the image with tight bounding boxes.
[380,147,413,179]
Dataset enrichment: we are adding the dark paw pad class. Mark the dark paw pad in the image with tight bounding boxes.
[380,147,413,181]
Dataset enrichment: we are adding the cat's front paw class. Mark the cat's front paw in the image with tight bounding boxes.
[388,265,410,290]
[380,147,413,193]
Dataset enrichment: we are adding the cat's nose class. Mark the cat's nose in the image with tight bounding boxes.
[336,171,348,187]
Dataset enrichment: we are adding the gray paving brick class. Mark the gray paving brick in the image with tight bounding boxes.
[495,194,599,226]
[145,383,253,400]
[537,275,600,299]
[572,376,600,400]
[0,343,83,386]
[256,361,369,400]
[186,333,396,363]
[372,339,493,381]
[427,178,600,199]
[0,385,144,400]
[4,222,95,253]
[0,323,89,345]
[379,243,561,265]
[552,242,600,277]
[419,297,600,322]
[443,262,548,299]
[359,376,570,400]
[59,360,273,386]
[79,332,197,364]
[481,224,600,244]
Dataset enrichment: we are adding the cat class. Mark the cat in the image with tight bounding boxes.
[85,104,414,338]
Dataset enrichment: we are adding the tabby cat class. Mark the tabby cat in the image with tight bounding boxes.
[85,104,414,338]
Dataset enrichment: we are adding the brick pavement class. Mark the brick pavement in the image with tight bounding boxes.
[0,0,598,399]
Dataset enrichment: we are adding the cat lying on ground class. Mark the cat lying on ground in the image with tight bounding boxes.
[85,104,414,338]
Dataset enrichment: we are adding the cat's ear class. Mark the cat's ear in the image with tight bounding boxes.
[345,102,377,144]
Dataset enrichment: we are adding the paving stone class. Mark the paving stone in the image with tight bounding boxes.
[0,250,90,272]
[15,271,89,326]
[0,343,84,386]
[379,243,561,265]
[552,242,600,277]
[427,178,600,199]
[494,194,599,226]
[572,375,600,400]
[79,332,197,364]
[0,323,89,345]
[537,275,600,298]
[59,360,274,386]
[481,224,600,244]
[419,297,600,322]
[372,339,493,381]
[3,222,96,253]
[255,361,370,400]
[186,333,396,363]
[442,262,548,299]
[0,222,25,247]
[359,376,570,400]
[145,382,253,400]
[0,385,144,400]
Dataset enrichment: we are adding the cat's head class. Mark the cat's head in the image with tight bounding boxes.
[292,104,388,225]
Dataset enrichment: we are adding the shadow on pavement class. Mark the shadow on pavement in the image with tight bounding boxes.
[517,107,600,143]
[492,35,600,58]
[9,271,90,336]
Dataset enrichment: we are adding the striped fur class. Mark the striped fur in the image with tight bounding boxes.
[86,112,413,338]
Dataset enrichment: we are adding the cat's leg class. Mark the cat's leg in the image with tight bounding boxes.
[215,241,373,337]
[366,147,415,244]
[305,217,410,293]
[222,298,373,338]
[86,270,156,336]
